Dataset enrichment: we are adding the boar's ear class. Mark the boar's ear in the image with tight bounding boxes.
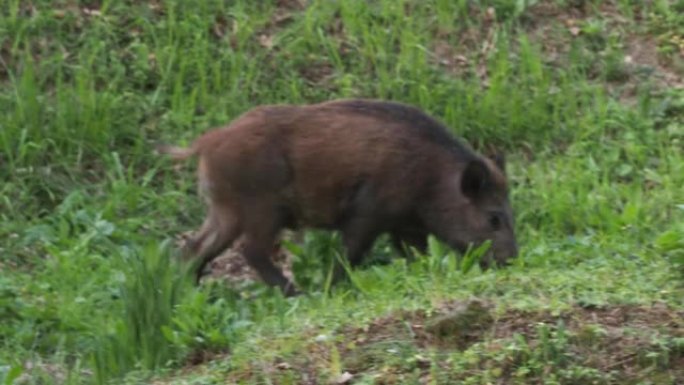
[492,152,506,173]
[484,145,506,173]
[461,159,491,199]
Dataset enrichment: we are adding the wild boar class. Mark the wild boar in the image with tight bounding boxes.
[159,99,518,296]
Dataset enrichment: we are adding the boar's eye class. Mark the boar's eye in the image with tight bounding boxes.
[488,212,504,230]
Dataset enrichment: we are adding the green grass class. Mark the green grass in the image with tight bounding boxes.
[1,0,683,384]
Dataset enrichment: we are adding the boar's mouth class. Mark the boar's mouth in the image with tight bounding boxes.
[452,240,492,270]
[478,255,513,270]
[452,241,514,271]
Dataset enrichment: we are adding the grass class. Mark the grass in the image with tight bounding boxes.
[0,0,683,384]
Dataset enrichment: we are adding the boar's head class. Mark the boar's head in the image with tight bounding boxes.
[423,153,518,269]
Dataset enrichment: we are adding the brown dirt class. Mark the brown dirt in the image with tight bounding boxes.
[344,300,684,381]
[623,35,683,88]
[222,299,684,383]
[195,232,297,289]
[430,1,683,95]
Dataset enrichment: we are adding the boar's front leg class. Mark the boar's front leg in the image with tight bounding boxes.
[334,216,382,283]
[390,227,427,262]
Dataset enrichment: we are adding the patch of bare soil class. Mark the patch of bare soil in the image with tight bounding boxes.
[226,300,683,383]
[197,233,297,289]
[431,1,683,96]
[623,35,683,88]
[346,300,684,382]
[256,2,345,91]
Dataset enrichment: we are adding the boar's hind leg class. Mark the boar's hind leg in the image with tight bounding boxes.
[184,205,241,283]
[241,205,298,296]
[243,238,298,296]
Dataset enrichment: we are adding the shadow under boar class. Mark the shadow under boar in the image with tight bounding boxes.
[159,99,518,296]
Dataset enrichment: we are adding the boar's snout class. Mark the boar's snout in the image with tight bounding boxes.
[479,238,518,270]
[457,157,519,271]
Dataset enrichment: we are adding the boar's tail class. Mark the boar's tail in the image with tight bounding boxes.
[155,143,198,161]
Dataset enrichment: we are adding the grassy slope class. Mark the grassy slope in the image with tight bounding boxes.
[0,0,683,384]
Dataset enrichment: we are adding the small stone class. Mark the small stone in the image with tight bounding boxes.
[333,371,353,384]
[425,300,493,347]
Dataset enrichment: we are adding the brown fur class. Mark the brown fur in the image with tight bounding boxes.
[160,99,518,296]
